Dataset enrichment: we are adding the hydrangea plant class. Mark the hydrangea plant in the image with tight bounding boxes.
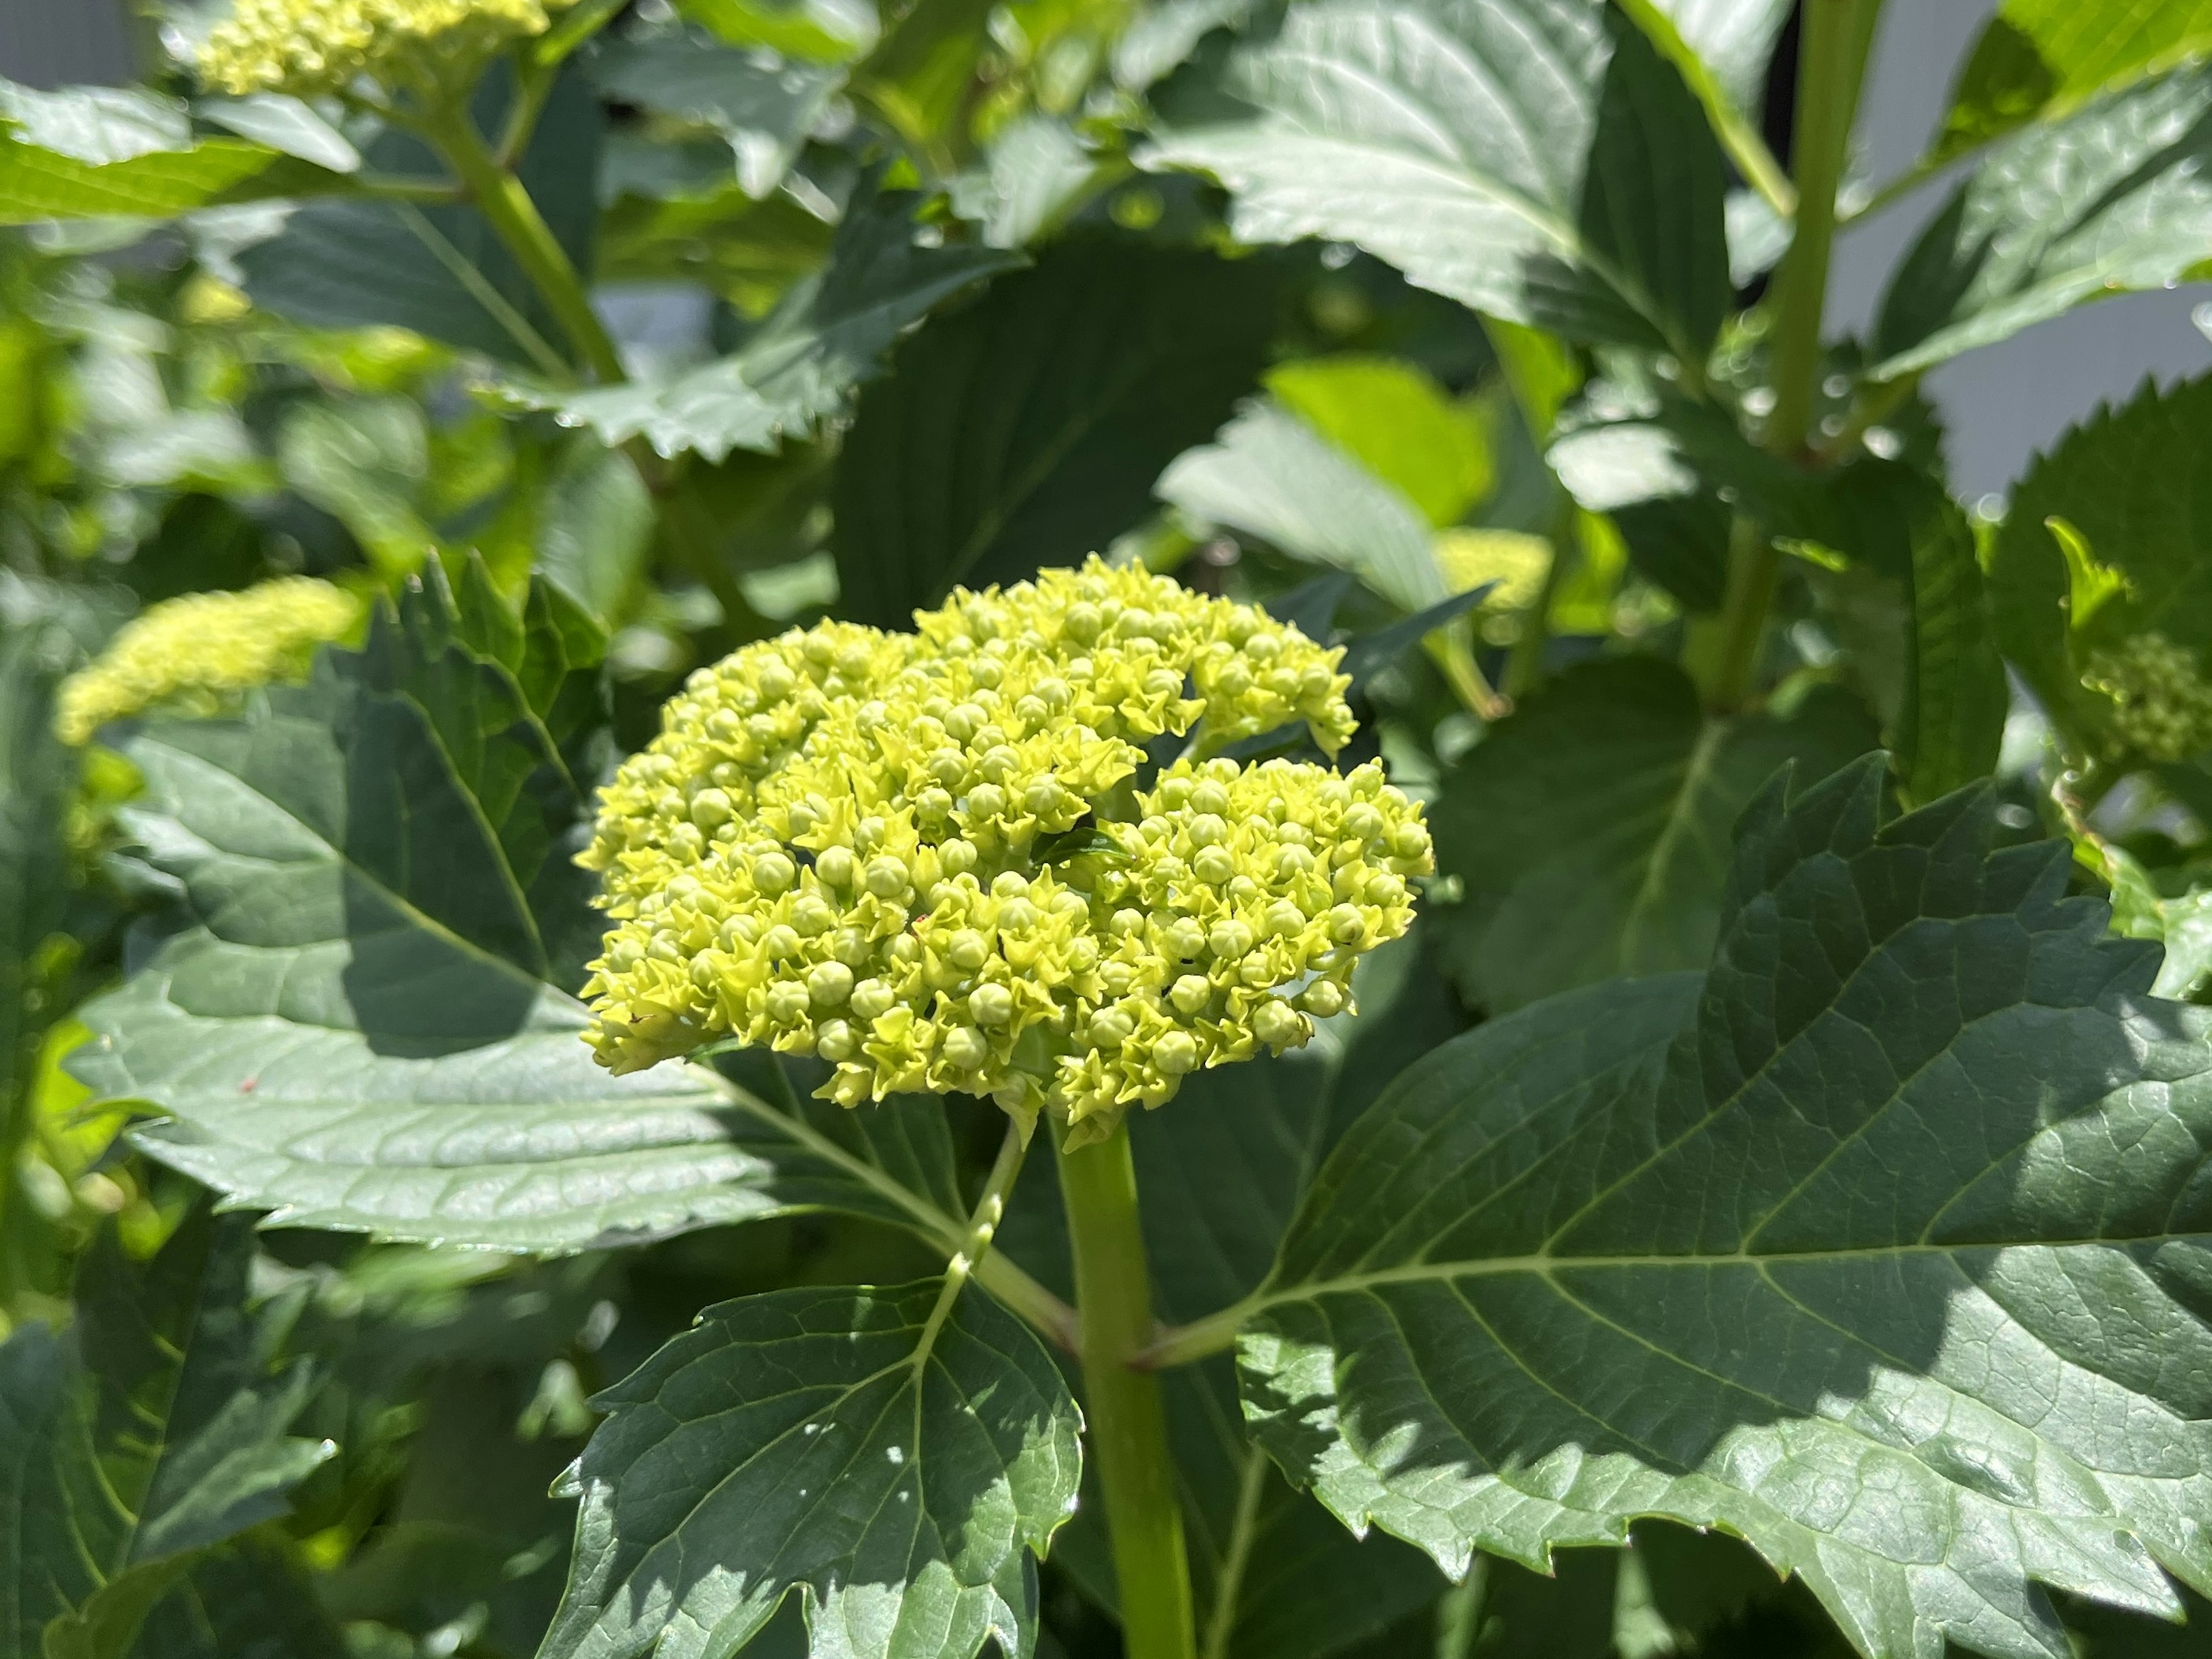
[8,0,2212,1657]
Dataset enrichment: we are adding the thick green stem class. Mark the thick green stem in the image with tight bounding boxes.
[416,97,625,384]
[1058,1120,1196,1659]
[1695,0,1883,712]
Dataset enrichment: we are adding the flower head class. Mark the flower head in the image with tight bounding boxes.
[2084,632,2212,763]
[55,577,363,746]
[198,0,573,98]
[579,557,1425,1142]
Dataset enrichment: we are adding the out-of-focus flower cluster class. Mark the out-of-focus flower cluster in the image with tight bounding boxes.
[55,577,363,747]
[198,0,572,98]
[2085,632,2212,763]
[579,557,1427,1142]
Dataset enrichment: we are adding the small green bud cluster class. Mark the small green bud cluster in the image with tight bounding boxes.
[198,0,574,98]
[579,557,1421,1140]
[2084,632,2212,763]
[55,577,363,747]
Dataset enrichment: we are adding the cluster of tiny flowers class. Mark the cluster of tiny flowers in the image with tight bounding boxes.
[2085,632,2212,763]
[198,0,571,97]
[55,577,363,747]
[579,557,1422,1139]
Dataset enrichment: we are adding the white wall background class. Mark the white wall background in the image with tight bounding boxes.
[5,0,2209,499]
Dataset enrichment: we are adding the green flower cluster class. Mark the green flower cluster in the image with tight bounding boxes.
[198,0,573,97]
[579,558,1426,1141]
[55,577,363,747]
[2084,632,2212,763]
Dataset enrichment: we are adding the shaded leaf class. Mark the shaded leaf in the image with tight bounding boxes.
[240,69,601,370]
[63,601,986,1257]
[1240,757,2212,1659]
[514,189,1018,460]
[1143,0,1731,359]
[1872,63,2212,378]
[832,240,1275,625]
[1429,656,1879,1012]
[1,1213,332,1658]
[1884,473,2009,806]
[540,1280,1082,1659]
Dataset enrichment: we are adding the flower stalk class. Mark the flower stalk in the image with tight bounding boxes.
[1058,1119,1197,1659]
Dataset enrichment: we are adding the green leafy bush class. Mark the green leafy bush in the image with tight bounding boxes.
[5,2,2212,1657]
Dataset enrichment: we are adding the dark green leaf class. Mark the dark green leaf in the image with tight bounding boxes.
[1987,374,2212,754]
[65,611,981,1256]
[1881,472,2009,806]
[1143,0,1732,359]
[540,1279,1082,1659]
[0,622,78,1111]
[240,68,602,370]
[832,240,1275,625]
[514,188,1019,460]
[1430,656,1879,1012]
[851,0,999,154]
[1240,758,2212,1659]
[104,1539,347,1659]
[1933,0,2212,163]
[2,1212,332,1658]
[1872,63,2212,378]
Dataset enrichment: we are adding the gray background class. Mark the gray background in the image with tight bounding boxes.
[6,0,2208,499]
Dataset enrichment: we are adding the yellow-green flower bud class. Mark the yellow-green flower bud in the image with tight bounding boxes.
[2084,633,2212,763]
[198,0,577,99]
[55,577,363,746]
[577,559,1424,1133]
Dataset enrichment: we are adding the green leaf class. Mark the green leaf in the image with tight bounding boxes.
[2,1211,333,1658]
[0,79,338,225]
[1632,0,1791,118]
[63,592,994,1258]
[539,1279,1082,1659]
[831,240,1275,626]
[1934,0,2212,163]
[511,189,1019,460]
[590,38,843,199]
[2102,843,2212,1003]
[1265,355,1493,529]
[99,1539,347,1659]
[1871,63,2212,379]
[240,69,602,370]
[1142,0,1731,359]
[947,116,1100,249]
[1429,656,1879,1012]
[851,0,999,156]
[0,622,78,1110]
[1157,401,1445,613]
[679,0,881,62]
[1987,374,2212,752]
[598,179,836,313]
[1892,480,2009,807]
[194,94,362,173]
[1237,757,2212,1659]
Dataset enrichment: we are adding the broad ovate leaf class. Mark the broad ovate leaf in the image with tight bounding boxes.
[832,241,1275,625]
[1872,61,2212,378]
[1429,656,1878,1012]
[540,1280,1081,1659]
[1237,758,2212,1659]
[511,190,1019,460]
[1142,0,1731,361]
